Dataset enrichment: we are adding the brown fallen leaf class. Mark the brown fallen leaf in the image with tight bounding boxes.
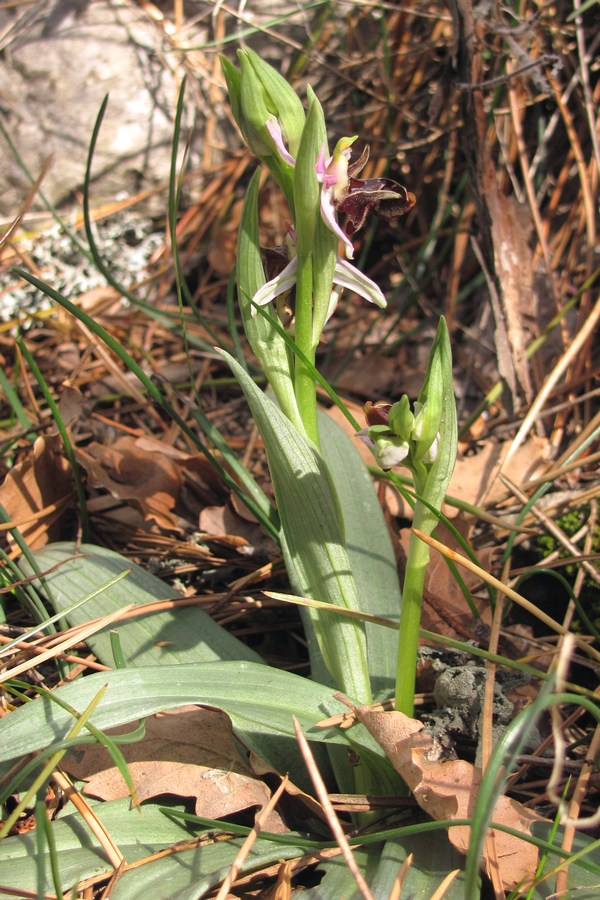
[405,518,494,647]
[63,706,282,827]
[199,502,278,556]
[75,435,183,531]
[355,705,544,892]
[450,435,547,510]
[0,434,73,549]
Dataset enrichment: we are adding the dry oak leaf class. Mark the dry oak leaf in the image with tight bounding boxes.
[450,434,547,510]
[0,434,72,550]
[63,706,281,827]
[75,436,183,530]
[356,706,545,892]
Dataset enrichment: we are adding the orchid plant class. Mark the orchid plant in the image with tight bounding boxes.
[220,49,456,737]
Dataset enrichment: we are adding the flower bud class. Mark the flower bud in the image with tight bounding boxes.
[388,394,414,442]
[242,49,305,156]
[237,51,277,157]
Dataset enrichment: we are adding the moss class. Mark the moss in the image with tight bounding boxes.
[533,504,600,634]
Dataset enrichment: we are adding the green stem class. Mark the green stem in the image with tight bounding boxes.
[293,253,319,447]
[395,487,434,717]
[395,525,430,717]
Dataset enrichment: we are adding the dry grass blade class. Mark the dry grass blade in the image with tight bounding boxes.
[0,604,134,683]
[388,851,412,900]
[429,868,461,900]
[412,529,600,663]
[0,156,52,254]
[292,716,374,900]
[214,775,289,900]
[502,293,600,467]
[501,474,600,587]
[52,769,124,870]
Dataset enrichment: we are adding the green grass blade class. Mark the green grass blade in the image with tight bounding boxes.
[16,338,89,541]
[12,267,279,540]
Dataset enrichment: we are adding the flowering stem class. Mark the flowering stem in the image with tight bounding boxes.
[395,479,433,718]
[294,252,320,447]
[395,529,429,717]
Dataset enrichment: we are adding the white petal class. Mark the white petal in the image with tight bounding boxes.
[333,258,387,308]
[324,288,341,324]
[378,441,409,468]
[250,257,298,316]
[320,189,354,259]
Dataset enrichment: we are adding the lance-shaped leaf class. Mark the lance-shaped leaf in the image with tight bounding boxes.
[319,411,401,698]
[217,349,372,705]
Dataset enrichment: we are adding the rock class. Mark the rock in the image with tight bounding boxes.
[0,0,198,216]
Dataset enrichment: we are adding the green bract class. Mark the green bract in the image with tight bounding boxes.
[241,48,306,155]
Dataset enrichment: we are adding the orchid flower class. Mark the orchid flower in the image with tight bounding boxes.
[258,118,416,321]
[251,230,387,322]
[267,117,415,256]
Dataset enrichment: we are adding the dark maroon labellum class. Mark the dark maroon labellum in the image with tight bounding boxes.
[338,178,417,234]
[363,401,392,427]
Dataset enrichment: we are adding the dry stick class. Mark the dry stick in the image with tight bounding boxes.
[411,529,600,664]
[214,775,289,900]
[292,716,374,900]
[522,447,600,489]
[552,504,600,893]
[479,563,506,899]
[0,155,53,251]
[547,73,597,259]
[500,474,600,588]
[554,722,600,900]
[506,58,561,317]
[0,634,110,673]
[552,407,600,473]
[574,0,600,170]
[501,293,600,468]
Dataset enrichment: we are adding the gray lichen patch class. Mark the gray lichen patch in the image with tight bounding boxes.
[2,212,162,324]
[419,647,542,766]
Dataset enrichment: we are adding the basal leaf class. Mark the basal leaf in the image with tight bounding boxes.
[0,797,307,898]
[218,349,371,705]
[21,543,261,668]
[0,662,387,787]
[319,411,401,697]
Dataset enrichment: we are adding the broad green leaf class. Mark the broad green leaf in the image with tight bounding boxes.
[218,349,371,705]
[21,543,261,668]
[110,832,309,900]
[319,412,401,698]
[0,662,388,788]
[301,846,380,898]
[368,835,466,899]
[0,797,308,897]
[0,799,191,893]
